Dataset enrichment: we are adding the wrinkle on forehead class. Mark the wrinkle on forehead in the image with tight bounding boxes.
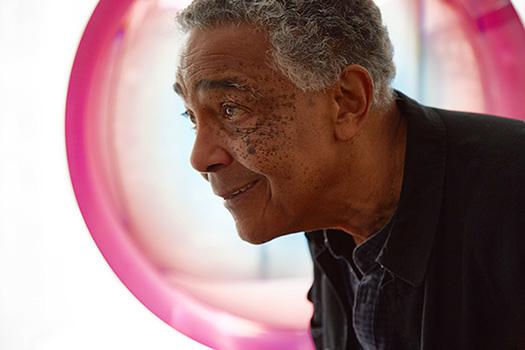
[194,78,263,100]
[175,25,276,90]
[179,54,269,90]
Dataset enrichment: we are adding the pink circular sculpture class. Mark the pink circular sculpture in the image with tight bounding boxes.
[66,1,525,349]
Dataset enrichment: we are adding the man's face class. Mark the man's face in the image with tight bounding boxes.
[176,24,340,244]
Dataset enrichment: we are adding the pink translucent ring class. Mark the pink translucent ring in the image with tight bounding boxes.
[443,0,525,119]
[65,1,525,350]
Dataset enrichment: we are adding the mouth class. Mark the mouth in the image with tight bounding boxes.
[221,180,259,201]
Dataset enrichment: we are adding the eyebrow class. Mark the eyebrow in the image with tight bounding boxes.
[173,82,184,97]
[172,78,258,98]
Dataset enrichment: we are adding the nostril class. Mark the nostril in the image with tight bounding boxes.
[206,163,224,173]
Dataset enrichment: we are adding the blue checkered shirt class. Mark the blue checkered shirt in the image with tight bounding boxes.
[325,221,393,350]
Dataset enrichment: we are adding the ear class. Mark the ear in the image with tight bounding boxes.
[333,65,374,141]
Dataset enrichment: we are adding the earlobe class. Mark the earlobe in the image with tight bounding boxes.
[333,65,374,141]
[334,111,361,141]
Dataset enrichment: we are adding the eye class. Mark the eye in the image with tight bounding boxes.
[181,110,197,130]
[222,104,243,120]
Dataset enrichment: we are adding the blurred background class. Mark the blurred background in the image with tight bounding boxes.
[1,1,524,349]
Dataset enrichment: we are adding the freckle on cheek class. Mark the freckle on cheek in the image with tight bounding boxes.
[241,135,257,156]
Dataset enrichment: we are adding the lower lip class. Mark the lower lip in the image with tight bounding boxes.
[224,180,260,207]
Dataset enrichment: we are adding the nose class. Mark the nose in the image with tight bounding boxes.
[190,125,233,178]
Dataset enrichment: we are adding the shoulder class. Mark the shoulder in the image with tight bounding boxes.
[433,107,525,157]
[416,105,525,189]
[431,108,525,294]
[427,105,525,228]
[421,108,525,331]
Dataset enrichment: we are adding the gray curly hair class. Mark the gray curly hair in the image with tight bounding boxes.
[176,0,396,108]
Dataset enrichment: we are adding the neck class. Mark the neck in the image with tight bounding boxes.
[326,102,407,245]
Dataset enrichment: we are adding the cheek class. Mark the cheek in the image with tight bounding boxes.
[228,86,307,175]
[232,115,298,181]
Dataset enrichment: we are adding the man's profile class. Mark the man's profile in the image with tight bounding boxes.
[173,1,525,349]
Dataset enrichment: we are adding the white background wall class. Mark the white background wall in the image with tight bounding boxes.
[0,1,523,350]
[0,1,209,349]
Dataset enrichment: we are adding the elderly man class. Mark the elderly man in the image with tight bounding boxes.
[173,0,525,349]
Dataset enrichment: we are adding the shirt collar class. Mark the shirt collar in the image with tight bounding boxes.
[354,219,392,275]
[324,219,392,276]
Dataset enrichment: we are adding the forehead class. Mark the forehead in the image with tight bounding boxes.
[176,24,278,97]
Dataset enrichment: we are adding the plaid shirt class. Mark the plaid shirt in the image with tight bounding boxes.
[325,219,393,350]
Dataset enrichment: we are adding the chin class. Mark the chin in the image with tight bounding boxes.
[236,227,274,245]
[235,221,294,245]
